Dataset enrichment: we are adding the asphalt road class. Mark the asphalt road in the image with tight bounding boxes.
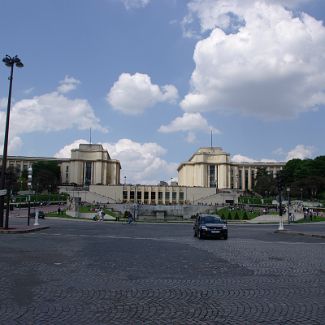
[1,219,325,324]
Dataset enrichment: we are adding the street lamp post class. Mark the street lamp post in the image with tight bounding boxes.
[0,55,24,228]
[27,166,33,226]
[277,176,284,231]
[287,187,291,224]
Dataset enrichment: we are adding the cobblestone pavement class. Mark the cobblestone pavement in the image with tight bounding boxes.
[0,219,325,324]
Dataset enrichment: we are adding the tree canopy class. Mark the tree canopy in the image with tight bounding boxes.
[31,161,61,192]
[254,156,325,199]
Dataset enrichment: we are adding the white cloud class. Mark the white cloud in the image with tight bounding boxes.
[0,136,23,156]
[120,0,150,10]
[0,80,106,150]
[158,112,218,133]
[232,144,316,163]
[158,112,220,144]
[55,138,178,185]
[231,154,277,163]
[181,0,325,119]
[57,75,81,94]
[183,0,312,35]
[54,139,89,158]
[0,98,7,109]
[286,144,316,161]
[107,73,178,115]
[231,154,257,163]
[104,139,178,184]
[8,92,106,136]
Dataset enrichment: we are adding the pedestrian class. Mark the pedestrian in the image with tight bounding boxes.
[127,211,133,224]
[100,209,105,221]
[58,206,61,215]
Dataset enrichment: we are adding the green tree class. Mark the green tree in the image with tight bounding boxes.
[253,167,277,197]
[32,161,61,193]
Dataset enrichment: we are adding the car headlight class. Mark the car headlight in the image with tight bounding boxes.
[223,224,227,229]
[200,226,207,230]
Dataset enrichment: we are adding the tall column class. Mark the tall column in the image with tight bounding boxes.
[234,166,239,189]
[241,166,245,191]
[248,167,252,191]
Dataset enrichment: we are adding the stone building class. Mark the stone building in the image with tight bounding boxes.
[60,144,120,186]
[178,147,285,191]
[1,144,121,186]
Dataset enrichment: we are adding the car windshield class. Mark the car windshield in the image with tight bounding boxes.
[201,216,223,224]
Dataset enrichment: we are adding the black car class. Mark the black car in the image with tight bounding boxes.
[30,211,45,219]
[193,214,228,240]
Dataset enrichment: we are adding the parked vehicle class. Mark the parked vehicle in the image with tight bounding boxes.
[30,211,45,219]
[193,214,228,240]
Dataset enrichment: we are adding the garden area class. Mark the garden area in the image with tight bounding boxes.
[217,207,260,221]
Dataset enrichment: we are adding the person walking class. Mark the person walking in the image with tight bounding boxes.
[127,211,133,224]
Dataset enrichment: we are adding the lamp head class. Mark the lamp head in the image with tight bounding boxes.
[2,56,11,67]
[15,61,24,68]
[2,55,24,68]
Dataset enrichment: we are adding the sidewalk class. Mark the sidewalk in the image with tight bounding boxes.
[248,212,304,224]
[0,225,49,234]
[275,222,325,239]
[0,214,49,234]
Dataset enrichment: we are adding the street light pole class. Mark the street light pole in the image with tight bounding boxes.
[277,175,284,231]
[0,55,24,228]
[287,187,291,224]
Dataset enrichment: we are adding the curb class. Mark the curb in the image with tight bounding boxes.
[0,226,50,234]
[274,230,325,240]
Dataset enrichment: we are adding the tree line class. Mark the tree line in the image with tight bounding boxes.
[254,156,325,200]
[1,161,60,194]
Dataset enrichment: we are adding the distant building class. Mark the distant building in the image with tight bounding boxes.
[178,147,285,191]
[1,144,121,186]
[60,144,120,186]
[2,145,285,205]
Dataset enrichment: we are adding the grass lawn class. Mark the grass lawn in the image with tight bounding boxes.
[296,216,325,223]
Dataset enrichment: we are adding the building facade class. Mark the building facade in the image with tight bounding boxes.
[178,147,285,191]
[1,144,121,186]
[60,144,120,186]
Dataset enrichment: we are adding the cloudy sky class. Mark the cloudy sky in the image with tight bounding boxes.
[1,0,325,184]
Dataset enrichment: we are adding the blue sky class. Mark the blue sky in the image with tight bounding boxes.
[1,0,325,184]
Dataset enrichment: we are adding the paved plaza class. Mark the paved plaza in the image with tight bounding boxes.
[0,218,325,324]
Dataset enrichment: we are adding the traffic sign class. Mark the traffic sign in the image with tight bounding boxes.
[0,189,7,196]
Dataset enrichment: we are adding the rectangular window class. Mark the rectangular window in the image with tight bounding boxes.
[179,192,184,201]
[151,192,156,200]
[123,191,128,201]
[144,192,149,200]
[85,162,92,186]
[230,168,234,189]
[172,192,177,201]
[66,166,69,172]
[209,165,216,188]
[130,191,135,201]
[165,192,170,203]
[137,191,142,201]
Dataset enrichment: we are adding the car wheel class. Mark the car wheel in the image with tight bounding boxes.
[194,230,197,237]
[198,230,203,240]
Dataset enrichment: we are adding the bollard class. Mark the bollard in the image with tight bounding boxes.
[34,210,39,226]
